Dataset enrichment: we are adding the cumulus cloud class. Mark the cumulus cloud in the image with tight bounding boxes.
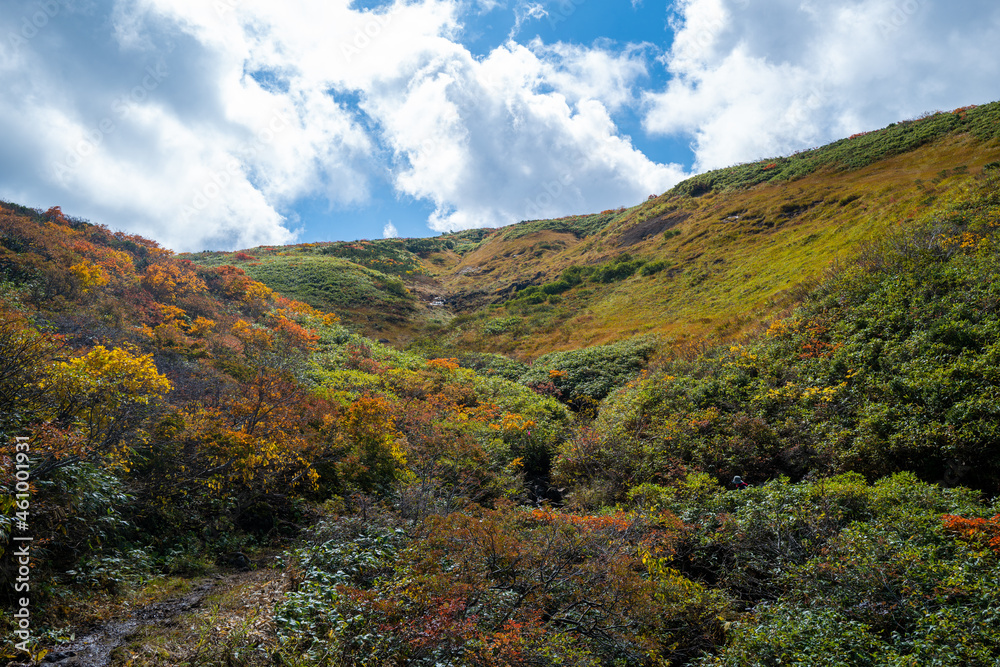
[644,0,1000,170]
[383,221,399,238]
[0,0,685,249]
[510,2,547,39]
[365,39,685,231]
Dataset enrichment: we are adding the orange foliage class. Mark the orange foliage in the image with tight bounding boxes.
[180,372,318,495]
[141,262,207,302]
[426,358,460,371]
[231,319,274,352]
[211,265,274,313]
[71,240,137,288]
[269,314,319,351]
[942,514,1000,554]
[523,508,635,532]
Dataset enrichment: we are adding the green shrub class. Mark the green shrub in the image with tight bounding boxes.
[640,260,670,276]
[520,335,659,406]
[458,352,530,380]
[482,316,524,336]
[591,256,646,283]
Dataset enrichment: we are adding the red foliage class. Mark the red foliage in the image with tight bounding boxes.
[942,514,1000,554]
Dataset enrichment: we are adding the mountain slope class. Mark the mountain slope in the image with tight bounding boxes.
[187,103,1000,358]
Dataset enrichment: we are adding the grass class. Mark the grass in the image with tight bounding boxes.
[438,131,1000,358]
[110,569,288,667]
[499,211,623,240]
[671,102,1000,197]
[183,103,1000,361]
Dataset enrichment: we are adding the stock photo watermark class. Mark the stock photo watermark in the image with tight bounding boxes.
[9,436,34,654]
[879,0,924,37]
[52,63,170,181]
[547,0,584,28]
[213,0,239,17]
[2,0,69,60]
[341,12,393,63]
[181,112,291,220]
[523,173,574,220]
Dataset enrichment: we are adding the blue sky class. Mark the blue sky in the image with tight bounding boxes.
[1,0,999,251]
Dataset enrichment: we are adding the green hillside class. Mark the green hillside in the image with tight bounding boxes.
[188,103,1000,359]
[3,102,1000,666]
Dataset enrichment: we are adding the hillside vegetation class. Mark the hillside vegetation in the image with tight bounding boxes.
[1,102,1000,666]
[188,103,1000,359]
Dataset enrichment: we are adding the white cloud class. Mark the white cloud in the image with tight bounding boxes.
[0,0,686,249]
[364,38,686,231]
[510,2,548,39]
[644,0,1000,170]
[383,221,399,238]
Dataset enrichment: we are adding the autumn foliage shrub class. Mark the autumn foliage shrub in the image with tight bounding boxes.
[560,171,1000,502]
[275,506,727,666]
[942,514,1000,554]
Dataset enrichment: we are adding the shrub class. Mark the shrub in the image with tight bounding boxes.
[640,260,670,276]
[591,256,646,283]
[482,316,524,336]
[520,336,659,406]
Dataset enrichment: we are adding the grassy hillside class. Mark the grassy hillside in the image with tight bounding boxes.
[5,102,1000,667]
[436,114,1000,357]
[190,104,1000,361]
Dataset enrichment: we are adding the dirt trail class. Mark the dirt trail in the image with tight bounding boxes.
[38,580,218,667]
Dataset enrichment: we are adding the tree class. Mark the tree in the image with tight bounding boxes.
[36,344,172,476]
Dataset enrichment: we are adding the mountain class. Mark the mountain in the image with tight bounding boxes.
[184,103,1000,359]
[2,101,1000,666]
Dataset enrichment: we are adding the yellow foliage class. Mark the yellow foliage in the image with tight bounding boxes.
[725,344,758,369]
[70,260,109,293]
[158,304,187,325]
[188,316,216,337]
[43,344,172,465]
[48,344,172,407]
[491,412,536,434]
[801,382,847,403]
[141,263,207,301]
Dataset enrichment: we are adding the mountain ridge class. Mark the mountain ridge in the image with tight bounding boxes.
[181,102,1000,359]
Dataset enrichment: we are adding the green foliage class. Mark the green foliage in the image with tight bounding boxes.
[591,254,646,283]
[640,259,670,276]
[240,256,413,313]
[672,102,1000,197]
[520,336,659,406]
[482,315,524,336]
[501,211,621,240]
[563,171,1000,499]
[505,255,653,309]
[274,519,407,663]
[681,475,1000,666]
[457,351,530,380]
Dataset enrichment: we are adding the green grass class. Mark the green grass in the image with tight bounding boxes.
[241,256,412,314]
[671,102,1000,197]
[499,211,623,240]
